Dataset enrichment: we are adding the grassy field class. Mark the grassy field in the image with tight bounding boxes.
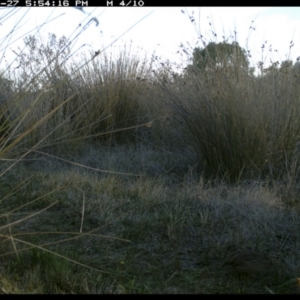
[0,9,300,294]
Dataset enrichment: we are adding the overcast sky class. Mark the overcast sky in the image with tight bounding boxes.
[1,7,300,76]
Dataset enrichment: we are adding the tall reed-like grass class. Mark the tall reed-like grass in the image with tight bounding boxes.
[153,10,300,183]
[0,8,154,293]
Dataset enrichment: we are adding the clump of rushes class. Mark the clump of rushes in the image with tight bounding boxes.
[0,9,152,293]
[154,10,300,183]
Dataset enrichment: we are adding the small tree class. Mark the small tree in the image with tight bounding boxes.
[15,33,71,90]
[187,41,250,75]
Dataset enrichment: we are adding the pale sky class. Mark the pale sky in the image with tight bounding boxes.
[1,7,300,76]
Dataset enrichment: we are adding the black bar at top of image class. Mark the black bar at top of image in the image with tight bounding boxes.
[1,0,206,7]
[2,1,284,7]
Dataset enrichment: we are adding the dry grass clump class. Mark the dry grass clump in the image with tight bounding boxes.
[160,54,300,182]
[151,12,300,183]
[3,34,154,153]
[0,10,154,294]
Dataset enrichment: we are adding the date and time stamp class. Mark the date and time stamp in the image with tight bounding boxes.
[0,0,145,6]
